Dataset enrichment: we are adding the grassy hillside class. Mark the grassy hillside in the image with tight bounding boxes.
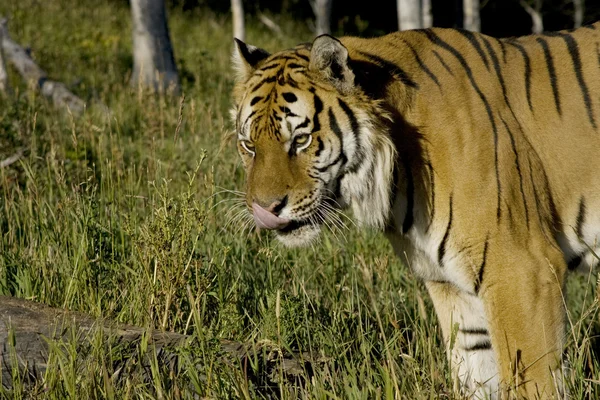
[0,0,598,398]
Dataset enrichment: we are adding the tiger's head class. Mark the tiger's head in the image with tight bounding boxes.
[231,35,397,247]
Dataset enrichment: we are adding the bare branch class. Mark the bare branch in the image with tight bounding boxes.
[0,17,85,114]
[0,149,23,169]
[258,13,283,35]
[520,0,543,34]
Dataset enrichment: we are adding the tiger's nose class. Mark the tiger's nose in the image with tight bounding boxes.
[255,195,288,216]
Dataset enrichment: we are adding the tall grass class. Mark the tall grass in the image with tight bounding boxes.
[0,0,598,398]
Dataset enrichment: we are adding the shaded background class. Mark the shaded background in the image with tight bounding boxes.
[160,0,600,37]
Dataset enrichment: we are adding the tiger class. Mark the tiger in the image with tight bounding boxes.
[230,21,600,399]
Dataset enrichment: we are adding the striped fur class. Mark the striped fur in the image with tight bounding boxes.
[231,23,600,399]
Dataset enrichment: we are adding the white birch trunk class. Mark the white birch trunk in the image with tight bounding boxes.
[397,0,422,31]
[130,0,179,94]
[422,0,433,28]
[310,0,332,36]
[231,0,245,41]
[520,0,543,34]
[463,0,480,32]
[573,0,583,28]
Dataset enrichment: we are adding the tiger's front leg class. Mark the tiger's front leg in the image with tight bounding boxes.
[478,243,567,399]
[426,281,501,399]
[428,241,568,399]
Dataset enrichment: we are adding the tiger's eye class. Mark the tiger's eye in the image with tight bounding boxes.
[292,134,312,152]
[294,134,310,145]
[240,140,255,154]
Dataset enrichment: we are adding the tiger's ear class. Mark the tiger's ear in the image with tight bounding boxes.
[232,38,271,82]
[309,35,355,94]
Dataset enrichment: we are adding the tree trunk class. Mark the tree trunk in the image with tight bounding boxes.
[422,0,433,28]
[573,0,584,28]
[520,0,543,34]
[310,0,333,36]
[231,0,245,41]
[0,19,9,95]
[130,0,179,94]
[463,0,480,32]
[398,0,422,31]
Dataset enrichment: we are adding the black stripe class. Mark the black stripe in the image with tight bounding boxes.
[258,63,281,72]
[295,117,311,131]
[329,108,344,146]
[286,76,300,89]
[312,92,323,133]
[506,40,533,113]
[276,69,286,85]
[480,37,508,103]
[327,107,347,168]
[337,98,364,173]
[555,33,596,129]
[357,51,419,89]
[315,153,344,173]
[402,161,414,233]
[456,30,490,70]
[426,161,435,232]
[568,255,582,270]
[282,92,298,103]
[527,158,549,237]
[315,136,324,157]
[280,106,297,117]
[575,197,586,238]
[463,341,492,351]
[250,96,263,106]
[496,38,507,64]
[287,63,305,69]
[474,236,489,294]
[483,36,529,227]
[295,53,310,62]
[432,50,454,76]
[460,328,489,335]
[500,117,529,229]
[422,30,502,221]
[438,194,453,267]
[536,38,562,116]
[406,43,441,88]
[250,75,276,93]
[241,110,257,132]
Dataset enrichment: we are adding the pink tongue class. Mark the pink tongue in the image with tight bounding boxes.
[252,203,290,230]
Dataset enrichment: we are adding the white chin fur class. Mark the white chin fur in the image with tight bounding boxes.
[275,225,321,247]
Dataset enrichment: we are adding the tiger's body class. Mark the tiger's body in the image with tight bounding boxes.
[231,22,600,398]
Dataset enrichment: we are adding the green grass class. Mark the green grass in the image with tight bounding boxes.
[0,1,598,398]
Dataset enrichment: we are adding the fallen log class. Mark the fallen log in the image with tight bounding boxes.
[0,296,325,393]
[0,17,85,114]
[0,295,188,389]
